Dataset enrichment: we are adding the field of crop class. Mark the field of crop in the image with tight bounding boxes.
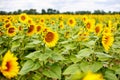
[0,14,120,80]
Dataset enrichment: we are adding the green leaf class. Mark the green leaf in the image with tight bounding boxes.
[0,48,7,55]
[76,48,93,59]
[95,52,112,61]
[63,64,79,75]
[43,64,61,79]
[51,53,64,61]
[11,41,20,51]
[12,35,25,41]
[19,60,40,75]
[39,47,52,61]
[115,68,120,75]
[25,43,35,49]
[85,40,96,48]
[70,71,84,80]
[32,72,41,80]
[90,62,103,72]
[25,51,41,60]
[79,62,90,72]
[105,70,118,80]
[0,38,4,44]
[31,40,41,44]
[19,60,34,75]
[30,61,41,71]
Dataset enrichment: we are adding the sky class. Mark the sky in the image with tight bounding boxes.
[0,0,120,12]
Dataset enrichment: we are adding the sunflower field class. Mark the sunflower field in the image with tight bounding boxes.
[0,13,120,80]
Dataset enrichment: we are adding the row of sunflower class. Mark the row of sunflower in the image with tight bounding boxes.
[0,13,120,80]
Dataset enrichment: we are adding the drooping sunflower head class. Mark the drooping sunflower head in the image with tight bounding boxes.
[0,50,19,79]
[102,33,114,51]
[43,31,59,47]
[19,13,28,23]
[6,26,17,37]
[67,17,76,27]
[27,24,36,36]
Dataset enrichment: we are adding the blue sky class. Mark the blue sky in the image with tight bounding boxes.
[0,0,120,12]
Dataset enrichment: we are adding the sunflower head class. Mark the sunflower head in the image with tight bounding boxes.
[40,18,45,24]
[85,19,95,32]
[64,31,70,39]
[67,17,76,27]
[0,50,19,79]
[102,27,111,35]
[59,21,64,29]
[77,31,89,41]
[94,23,103,36]
[102,33,114,51]
[6,26,17,37]
[36,25,43,34]
[27,18,34,25]
[4,22,12,29]
[82,71,104,80]
[27,24,36,36]
[19,13,28,23]
[82,15,88,22]
[43,31,59,47]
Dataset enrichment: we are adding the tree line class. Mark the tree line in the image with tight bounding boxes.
[0,8,120,15]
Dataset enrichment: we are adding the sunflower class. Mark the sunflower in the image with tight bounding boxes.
[27,17,34,25]
[102,27,111,35]
[42,26,51,35]
[67,17,76,27]
[43,31,59,47]
[85,19,95,32]
[36,25,43,34]
[51,20,55,25]
[102,33,114,51]
[40,18,45,24]
[27,24,36,36]
[6,26,17,37]
[82,71,104,80]
[64,31,70,39]
[108,20,112,28]
[19,13,28,23]
[4,22,12,29]
[59,15,64,21]
[94,23,103,36]
[0,50,19,79]
[77,31,89,41]
[59,21,64,29]
[82,15,88,22]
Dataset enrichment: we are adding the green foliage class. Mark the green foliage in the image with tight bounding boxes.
[43,63,61,79]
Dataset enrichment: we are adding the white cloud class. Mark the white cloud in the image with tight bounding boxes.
[0,0,120,12]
